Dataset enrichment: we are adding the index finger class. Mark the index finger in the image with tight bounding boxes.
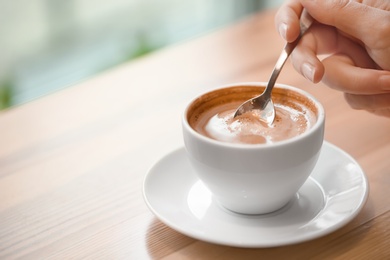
[301,0,390,46]
[274,0,303,42]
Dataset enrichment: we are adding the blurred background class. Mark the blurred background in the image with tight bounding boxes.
[0,0,283,110]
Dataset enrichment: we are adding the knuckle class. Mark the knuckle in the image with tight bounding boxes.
[374,16,390,49]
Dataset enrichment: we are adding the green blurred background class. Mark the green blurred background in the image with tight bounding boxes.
[0,0,283,110]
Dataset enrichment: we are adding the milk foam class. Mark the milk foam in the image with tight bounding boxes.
[204,104,314,144]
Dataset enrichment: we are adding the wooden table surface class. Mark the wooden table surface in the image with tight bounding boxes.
[1,9,389,259]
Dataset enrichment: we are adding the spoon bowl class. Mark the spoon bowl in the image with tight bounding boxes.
[234,9,313,124]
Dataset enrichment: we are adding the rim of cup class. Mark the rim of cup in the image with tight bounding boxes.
[183,82,325,149]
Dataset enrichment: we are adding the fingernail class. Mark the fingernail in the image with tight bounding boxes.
[302,62,315,82]
[278,23,288,40]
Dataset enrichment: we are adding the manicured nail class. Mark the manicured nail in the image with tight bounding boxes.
[302,62,315,82]
[278,23,288,41]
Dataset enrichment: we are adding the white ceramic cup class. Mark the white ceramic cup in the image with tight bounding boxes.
[182,82,325,215]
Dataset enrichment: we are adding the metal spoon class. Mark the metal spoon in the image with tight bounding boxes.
[234,9,314,124]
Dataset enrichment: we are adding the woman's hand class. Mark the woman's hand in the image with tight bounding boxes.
[275,0,390,117]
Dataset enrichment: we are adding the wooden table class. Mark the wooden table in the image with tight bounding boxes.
[1,9,389,259]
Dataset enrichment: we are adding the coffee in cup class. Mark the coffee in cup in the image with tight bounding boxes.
[187,85,317,145]
[182,82,325,214]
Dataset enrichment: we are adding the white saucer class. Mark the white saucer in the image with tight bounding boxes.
[143,141,368,248]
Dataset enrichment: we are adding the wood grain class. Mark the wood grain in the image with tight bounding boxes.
[0,9,389,259]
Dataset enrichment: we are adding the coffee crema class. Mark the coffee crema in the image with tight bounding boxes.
[187,86,318,144]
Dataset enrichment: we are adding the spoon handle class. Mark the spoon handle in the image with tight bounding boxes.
[263,9,314,98]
